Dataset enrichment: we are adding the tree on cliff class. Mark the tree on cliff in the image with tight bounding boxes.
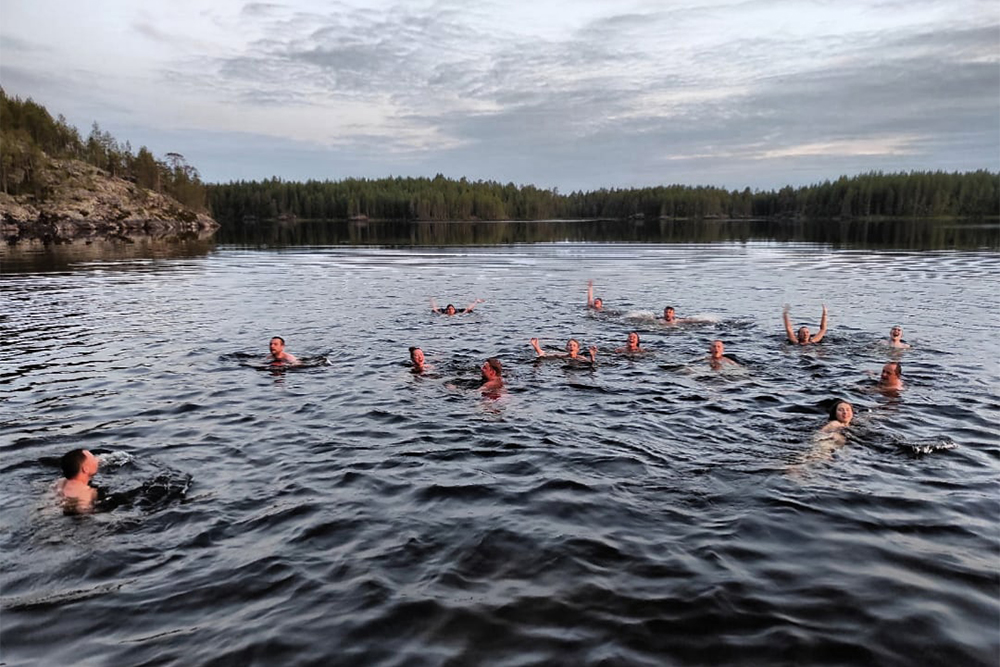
[0,88,207,211]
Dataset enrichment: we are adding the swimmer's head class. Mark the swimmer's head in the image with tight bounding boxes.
[269,337,285,356]
[445,304,457,315]
[593,298,603,310]
[796,327,810,343]
[566,339,581,356]
[627,331,640,350]
[828,400,854,425]
[664,307,676,322]
[890,326,903,340]
[481,357,502,380]
[61,449,98,479]
[880,362,902,384]
[409,346,425,366]
[710,340,725,358]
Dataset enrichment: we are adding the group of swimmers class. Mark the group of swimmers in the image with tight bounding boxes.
[273,281,910,406]
[55,282,912,511]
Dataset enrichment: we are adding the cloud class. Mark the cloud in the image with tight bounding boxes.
[1,0,996,189]
[132,21,180,44]
[242,2,286,17]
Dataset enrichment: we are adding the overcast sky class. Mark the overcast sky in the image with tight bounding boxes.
[1,0,998,191]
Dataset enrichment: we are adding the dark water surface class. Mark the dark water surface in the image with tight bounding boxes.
[2,223,998,666]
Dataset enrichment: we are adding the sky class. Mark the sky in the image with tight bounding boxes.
[1,0,998,192]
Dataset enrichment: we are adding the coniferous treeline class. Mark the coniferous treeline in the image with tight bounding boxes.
[0,88,207,210]
[208,170,998,225]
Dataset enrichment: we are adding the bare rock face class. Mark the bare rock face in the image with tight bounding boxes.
[0,159,219,244]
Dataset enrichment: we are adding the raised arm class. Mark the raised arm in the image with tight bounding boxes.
[587,345,598,364]
[812,304,829,342]
[530,338,546,357]
[586,280,595,308]
[782,304,796,343]
[430,298,441,314]
[462,298,485,313]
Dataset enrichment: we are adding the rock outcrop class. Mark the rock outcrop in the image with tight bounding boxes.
[1,158,218,243]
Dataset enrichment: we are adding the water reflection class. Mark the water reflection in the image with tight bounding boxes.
[4,219,996,275]
[1,235,217,273]
[217,217,999,250]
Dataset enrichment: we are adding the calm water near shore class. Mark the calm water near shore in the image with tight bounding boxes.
[1,219,998,666]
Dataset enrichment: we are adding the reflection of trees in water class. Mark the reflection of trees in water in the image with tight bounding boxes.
[1,235,216,273]
[216,218,999,251]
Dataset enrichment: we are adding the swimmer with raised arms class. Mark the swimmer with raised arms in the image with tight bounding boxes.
[431,298,484,316]
[586,280,603,311]
[783,304,828,345]
[531,337,597,364]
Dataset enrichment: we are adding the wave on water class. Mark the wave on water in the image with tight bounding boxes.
[895,438,959,456]
[2,580,128,612]
[80,450,194,514]
[218,351,332,369]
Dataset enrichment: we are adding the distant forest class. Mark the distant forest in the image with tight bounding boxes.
[2,90,996,225]
[209,171,998,224]
[0,88,207,211]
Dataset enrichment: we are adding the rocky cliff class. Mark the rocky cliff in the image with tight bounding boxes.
[1,158,218,243]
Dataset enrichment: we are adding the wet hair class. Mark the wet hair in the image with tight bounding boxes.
[485,357,503,376]
[885,362,902,377]
[567,338,581,350]
[628,331,640,343]
[61,449,88,479]
[797,327,809,341]
[271,336,285,345]
[445,304,456,311]
[827,399,852,421]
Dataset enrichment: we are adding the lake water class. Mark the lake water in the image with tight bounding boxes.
[2,220,998,666]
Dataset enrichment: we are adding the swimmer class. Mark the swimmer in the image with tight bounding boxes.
[878,361,903,391]
[886,326,911,349]
[480,357,504,393]
[821,399,854,435]
[660,306,708,325]
[430,298,484,316]
[409,346,427,374]
[268,336,299,365]
[586,280,603,311]
[707,340,738,368]
[531,337,597,364]
[792,399,855,469]
[615,331,644,354]
[783,304,828,345]
[56,449,99,512]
